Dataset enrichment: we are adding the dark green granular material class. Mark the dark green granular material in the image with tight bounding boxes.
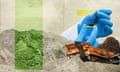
[15,30,43,69]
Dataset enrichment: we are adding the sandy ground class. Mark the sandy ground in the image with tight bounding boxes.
[0,30,120,72]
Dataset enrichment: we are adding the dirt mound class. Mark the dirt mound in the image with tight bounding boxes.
[98,37,120,53]
[0,30,120,72]
[0,29,14,72]
[43,32,120,72]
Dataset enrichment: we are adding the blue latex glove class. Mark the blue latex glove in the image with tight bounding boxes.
[75,9,113,47]
[75,24,99,47]
[77,9,113,38]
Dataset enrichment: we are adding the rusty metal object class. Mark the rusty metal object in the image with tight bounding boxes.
[66,42,120,64]
[82,42,115,57]
[66,42,115,57]
[81,42,120,64]
[66,43,80,56]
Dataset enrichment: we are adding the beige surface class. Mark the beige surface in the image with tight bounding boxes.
[43,0,120,36]
[0,0,15,32]
[0,0,120,35]
[43,0,64,34]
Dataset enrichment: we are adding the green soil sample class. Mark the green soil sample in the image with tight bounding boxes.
[15,30,43,69]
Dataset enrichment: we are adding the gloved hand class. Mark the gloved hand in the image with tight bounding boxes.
[75,24,99,47]
[77,9,113,38]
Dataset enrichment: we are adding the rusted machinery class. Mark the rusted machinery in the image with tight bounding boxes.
[66,41,120,64]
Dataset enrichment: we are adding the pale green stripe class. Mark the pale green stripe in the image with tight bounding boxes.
[15,0,42,31]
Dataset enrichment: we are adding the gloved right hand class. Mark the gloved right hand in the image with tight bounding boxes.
[77,8,113,38]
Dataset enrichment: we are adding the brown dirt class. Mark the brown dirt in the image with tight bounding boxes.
[98,37,120,54]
